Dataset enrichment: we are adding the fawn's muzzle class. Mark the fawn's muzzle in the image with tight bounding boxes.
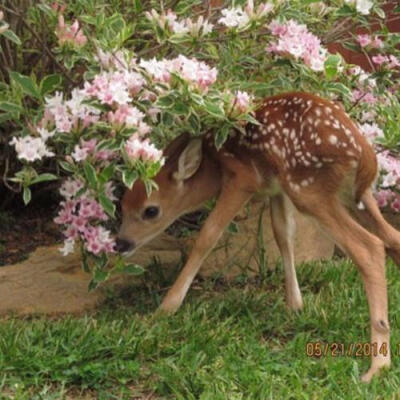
[115,238,135,253]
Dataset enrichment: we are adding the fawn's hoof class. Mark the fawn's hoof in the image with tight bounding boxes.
[361,359,390,383]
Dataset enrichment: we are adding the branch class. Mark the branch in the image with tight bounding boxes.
[2,5,77,85]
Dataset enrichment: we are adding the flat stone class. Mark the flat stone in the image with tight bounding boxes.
[0,199,334,316]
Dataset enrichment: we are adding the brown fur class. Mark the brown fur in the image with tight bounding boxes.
[119,92,400,382]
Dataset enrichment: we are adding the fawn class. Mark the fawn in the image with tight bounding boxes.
[116,92,400,382]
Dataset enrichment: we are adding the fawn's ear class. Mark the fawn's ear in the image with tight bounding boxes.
[173,139,203,183]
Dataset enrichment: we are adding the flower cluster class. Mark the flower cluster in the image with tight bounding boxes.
[360,122,383,143]
[44,89,100,134]
[145,9,213,37]
[230,90,253,116]
[349,65,377,105]
[218,0,274,29]
[139,55,218,92]
[372,54,400,69]
[55,15,87,47]
[374,151,400,213]
[377,152,400,189]
[55,179,116,256]
[375,190,400,212]
[267,19,327,71]
[357,34,383,49]
[124,134,163,163]
[10,135,54,162]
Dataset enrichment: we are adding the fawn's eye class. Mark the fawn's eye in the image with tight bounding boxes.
[142,206,160,220]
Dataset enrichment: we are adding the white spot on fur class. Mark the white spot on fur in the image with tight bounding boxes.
[329,135,338,145]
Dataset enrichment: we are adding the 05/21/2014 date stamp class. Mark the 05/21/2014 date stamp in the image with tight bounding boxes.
[306,342,391,358]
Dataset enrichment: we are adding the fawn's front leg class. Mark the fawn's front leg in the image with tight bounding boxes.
[159,179,253,313]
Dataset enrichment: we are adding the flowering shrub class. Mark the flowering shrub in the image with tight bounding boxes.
[1,0,400,287]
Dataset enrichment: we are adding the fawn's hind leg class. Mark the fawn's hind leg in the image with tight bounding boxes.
[354,189,400,265]
[290,193,390,382]
[270,194,303,311]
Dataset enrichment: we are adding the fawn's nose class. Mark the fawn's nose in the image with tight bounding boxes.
[115,238,135,253]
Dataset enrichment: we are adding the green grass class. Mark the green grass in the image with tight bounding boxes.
[2,258,400,399]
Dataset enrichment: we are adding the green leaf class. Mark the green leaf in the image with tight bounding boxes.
[157,94,175,108]
[214,124,231,149]
[23,187,31,205]
[0,101,23,113]
[121,263,145,275]
[59,160,75,173]
[81,251,91,273]
[0,113,12,123]
[94,268,109,282]
[1,29,21,45]
[374,7,385,19]
[99,164,115,184]
[204,100,225,119]
[188,113,201,133]
[99,194,116,218]
[83,162,98,189]
[40,74,62,96]
[9,71,40,99]
[324,54,341,80]
[172,100,189,115]
[122,169,138,189]
[88,279,99,292]
[324,82,352,100]
[31,173,58,185]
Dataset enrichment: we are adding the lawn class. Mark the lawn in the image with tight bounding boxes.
[1,258,400,399]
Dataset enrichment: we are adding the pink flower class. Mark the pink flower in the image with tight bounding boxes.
[125,134,164,163]
[71,139,98,162]
[83,226,115,255]
[233,91,252,113]
[388,55,400,69]
[377,152,400,188]
[372,54,388,65]
[352,89,376,105]
[391,197,400,213]
[371,37,384,49]
[375,190,394,209]
[55,15,87,47]
[360,122,383,143]
[357,34,371,47]
[59,178,84,199]
[267,19,327,72]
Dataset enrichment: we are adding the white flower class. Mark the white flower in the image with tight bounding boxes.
[345,0,373,15]
[360,122,384,143]
[59,178,84,199]
[139,58,171,82]
[202,20,214,35]
[10,136,54,162]
[218,7,250,28]
[45,91,64,110]
[37,127,56,141]
[60,239,75,256]
[109,81,131,105]
[71,145,89,162]
[171,20,189,34]
[356,0,373,15]
[125,107,145,127]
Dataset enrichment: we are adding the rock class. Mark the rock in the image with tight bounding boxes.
[0,199,334,316]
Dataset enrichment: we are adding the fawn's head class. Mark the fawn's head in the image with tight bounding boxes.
[116,135,221,255]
